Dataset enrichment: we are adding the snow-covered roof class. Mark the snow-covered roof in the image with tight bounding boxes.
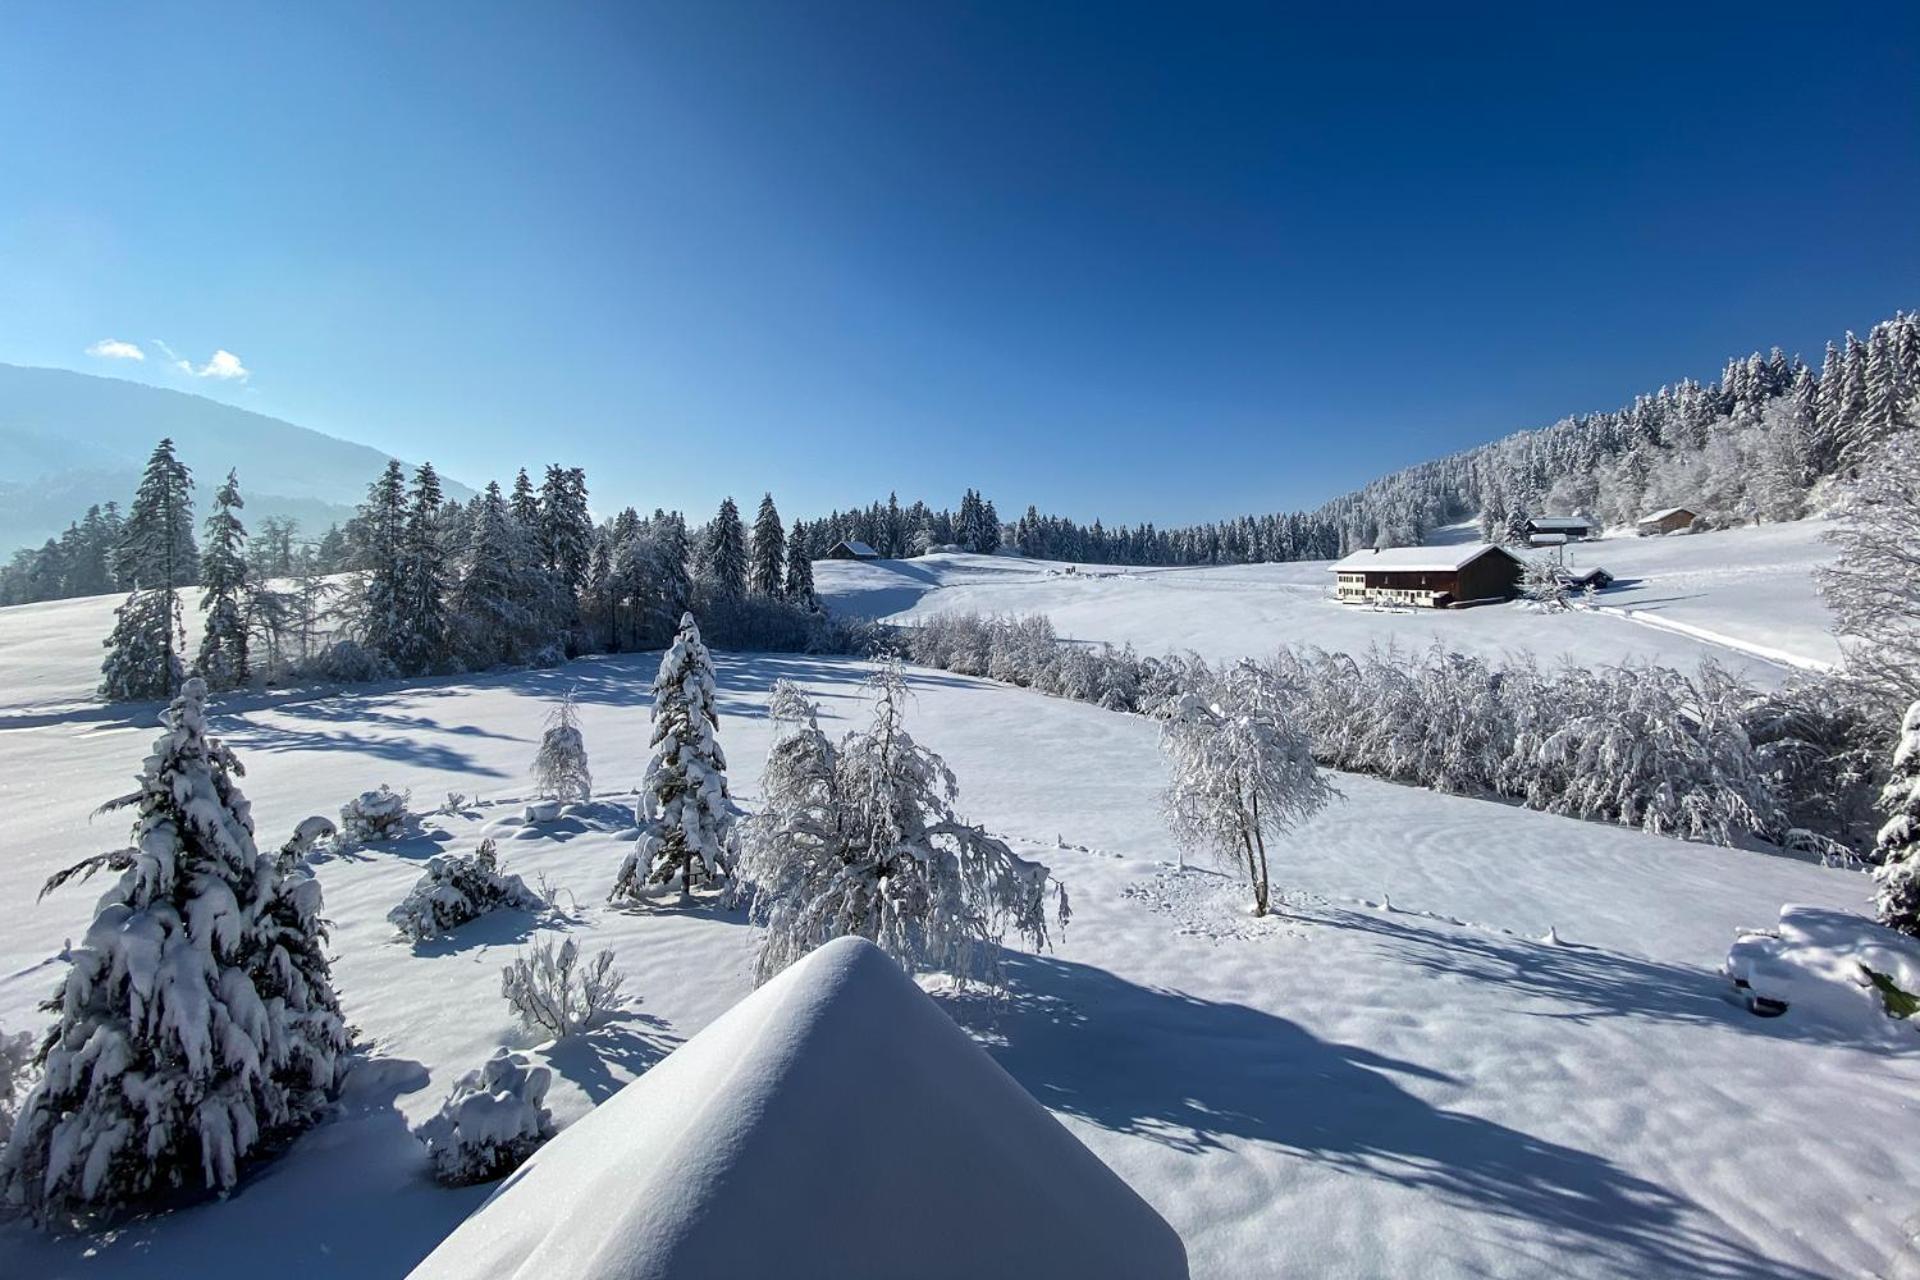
[1526,516,1592,530]
[410,936,1188,1280]
[1636,507,1695,524]
[1329,543,1519,574]
[833,539,881,557]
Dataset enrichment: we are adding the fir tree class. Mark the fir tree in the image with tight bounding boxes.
[2,679,346,1218]
[750,493,786,596]
[100,440,196,701]
[356,460,409,664]
[455,481,524,668]
[704,497,747,600]
[532,691,593,804]
[783,517,815,605]
[196,470,251,690]
[613,613,736,900]
[99,586,185,702]
[394,462,452,675]
[1874,702,1920,936]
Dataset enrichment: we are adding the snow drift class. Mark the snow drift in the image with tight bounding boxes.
[408,935,1188,1280]
[1726,904,1920,1038]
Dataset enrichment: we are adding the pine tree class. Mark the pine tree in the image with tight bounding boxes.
[394,462,452,675]
[100,440,196,701]
[356,460,409,664]
[1874,702,1920,936]
[455,482,524,668]
[750,493,786,596]
[532,691,593,804]
[2,679,346,1218]
[704,497,747,600]
[613,613,736,900]
[783,517,815,605]
[537,464,593,603]
[196,470,251,690]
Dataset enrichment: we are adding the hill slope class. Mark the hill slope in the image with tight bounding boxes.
[0,363,471,554]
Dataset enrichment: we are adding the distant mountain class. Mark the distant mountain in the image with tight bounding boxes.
[0,363,472,555]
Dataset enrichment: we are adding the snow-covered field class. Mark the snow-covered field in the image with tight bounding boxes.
[815,519,1843,681]
[1,633,1913,1277]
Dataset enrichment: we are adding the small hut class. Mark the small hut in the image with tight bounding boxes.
[825,539,881,561]
[1635,507,1696,536]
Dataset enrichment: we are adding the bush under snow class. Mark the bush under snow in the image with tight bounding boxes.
[413,1048,556,1186]
[388,838,545,942]
[500,937,626,1039]
[1727,905,1920,1037]
[0,1024,33,1149]
[339,784,412,843]
[531,692,592,804]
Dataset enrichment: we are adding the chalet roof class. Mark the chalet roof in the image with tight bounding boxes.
[833,539,880,557]
[1636,507,1695,524]
[1527,515,1592,530]
[1329,543,1520,574]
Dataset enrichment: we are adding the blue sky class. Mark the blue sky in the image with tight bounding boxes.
[1,3,1916,526]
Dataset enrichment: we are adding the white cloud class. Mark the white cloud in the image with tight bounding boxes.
[85,338,145,361]
[150,340,251,381]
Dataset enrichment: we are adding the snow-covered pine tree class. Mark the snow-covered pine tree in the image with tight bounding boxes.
[455,481,525,668]
[703,498,747,600]
[2,678,346,1219]
[532,691,592,803]
[613,613,736,900]
[734,669,1068,987]
[1874,701,1920,936]
[356,459,410,665]
[1160,660,1339,916]
[393,462,452,675]
[783,517,816,606]
[750,493,786,596]
[99,439,197,702]
[1521,555,1571,612]
[196,469,251,690]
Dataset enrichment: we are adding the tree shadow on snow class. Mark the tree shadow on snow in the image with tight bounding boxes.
[540,1008,681,1105]
[943,954,1822,1280]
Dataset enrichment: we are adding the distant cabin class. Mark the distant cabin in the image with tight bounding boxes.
[1635,507,1697,536]
[1525,515,1595,544]
[1330,543,1525,609]
[825,539,881,561]
[1557,565,1615,592]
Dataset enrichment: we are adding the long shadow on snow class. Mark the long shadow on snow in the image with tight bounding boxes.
[946,953,1820,1280]
[541,1008,681,1105]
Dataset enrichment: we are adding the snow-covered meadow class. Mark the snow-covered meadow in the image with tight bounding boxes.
[1,603,1914,1276]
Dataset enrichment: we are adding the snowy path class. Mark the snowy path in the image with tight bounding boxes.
[1,653,1911,1278]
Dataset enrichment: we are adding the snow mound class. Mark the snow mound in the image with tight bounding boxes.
[1726,905,1920,1037]
[409,936,1188,1280]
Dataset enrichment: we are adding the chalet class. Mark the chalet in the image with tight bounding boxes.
[825,539,881,561]
[1556,565,1615,592]
[1635,507,1696,536]
[1330,543,1525,609]
[1525,515,1595,543]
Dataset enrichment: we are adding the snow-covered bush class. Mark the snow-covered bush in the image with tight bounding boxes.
[0,1024,33,1149]
[1520,556,1571,612]
[389,839,546,942]
[0,678,348,1219]
[1874,701,1920,935]
[413,1048,555,1186]
[613,613,737,901]
[1160,659,1340,916]
[734,669,1070,988]
[295,637,396,685]
[500,937,626,1038]
[340,784,412,843]
[1727,905,1920,1033]
[531,691,592,803]
[1819,429,1920,711]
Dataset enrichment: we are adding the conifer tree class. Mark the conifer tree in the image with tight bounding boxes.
[704,497,747,600]
[784,517,815,605]
[356,460,409,664]
[455,481,523,668]
[2,679,347,1218]
[394,462,452,675]
[750,493,786,596]
[1874,702,1920,937]
[538,464,593,599]
[196,469,251,690]
[100,440,196,701]
[613,613,736,900]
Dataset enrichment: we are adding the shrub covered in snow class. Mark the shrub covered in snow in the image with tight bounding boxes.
[1727,904,1920,1035]
[413,1048,555,1186]
[295,637,396,685]
[500,937,626,1039]
[734,669,1069,988]
[389,839,546,943]
[339,784,412,843]
[0,678,348,1219]
[1874,701,1920,934]
[613,613,737,901]
[531,692,592,804]
[0,1025,33,1149]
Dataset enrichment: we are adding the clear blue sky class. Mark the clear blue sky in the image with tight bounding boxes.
[1,2,1915,525]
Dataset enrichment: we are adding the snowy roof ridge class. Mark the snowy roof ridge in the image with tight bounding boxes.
[834,539,880,556]
[1329,543,1518,573]
[1637,506,1694,522]
[410,936,1188,1280]
[1527,515,1592,529]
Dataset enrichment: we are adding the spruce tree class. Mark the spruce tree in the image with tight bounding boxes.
[455,481,523,668]
[357,460,409,664]
[750,493,786,596]
[783,517,815,605]
[1874,701,1920,936]
[196,469,251,690]
[393,462,452,675]
[2,679,347,1218]
[100,440,196,701]
[705,497,747,600]
[613,613,736,900]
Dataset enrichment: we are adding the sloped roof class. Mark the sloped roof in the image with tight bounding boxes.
[833,539,880,557]
[1526,515,1592,530]
[409,937,1188,1280]
[1636,507,1695,524]
[1329,543,1521,574]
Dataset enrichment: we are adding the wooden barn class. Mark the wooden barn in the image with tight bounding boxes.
[1330,543,1525,609]
[825,539,881,561]
[1635,507,1696,536]
[1525,515,1595,543]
